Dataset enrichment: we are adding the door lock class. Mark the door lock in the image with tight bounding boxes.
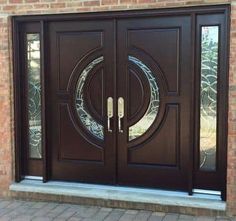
[118,97,124,133]
[107,97,113,132]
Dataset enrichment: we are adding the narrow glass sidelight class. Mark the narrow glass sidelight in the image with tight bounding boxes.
[26,33,42,159]
[199,26,219,171]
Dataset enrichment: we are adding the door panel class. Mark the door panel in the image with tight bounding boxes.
[58,32,102,91]
[128,28,180,94]
[86,68,104,121]
[48,20,116,183]
[129,105,179,166]
[117,16,192,190]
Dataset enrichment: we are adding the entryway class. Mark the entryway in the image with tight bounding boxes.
[13,5,229,200]
[48,16,192,191]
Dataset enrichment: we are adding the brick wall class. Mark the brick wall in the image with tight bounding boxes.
[0,0,236,215]
[227,3,236,215]
[0,14,12,197]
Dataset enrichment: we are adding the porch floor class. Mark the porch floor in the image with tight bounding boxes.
[0,198,233,221]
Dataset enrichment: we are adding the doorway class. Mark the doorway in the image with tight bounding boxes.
[13,5,229,199]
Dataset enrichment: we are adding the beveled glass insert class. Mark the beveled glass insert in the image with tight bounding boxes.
[128,56,160,141]
[27,33,42,159]
[200,26,219,170]
[75,56,104,140]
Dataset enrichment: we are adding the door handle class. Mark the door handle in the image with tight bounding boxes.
[118,97,124,133]
[107,97,113,132]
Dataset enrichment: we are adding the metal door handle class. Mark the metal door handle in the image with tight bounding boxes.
[118,97,124,133]
[107,97,113,132]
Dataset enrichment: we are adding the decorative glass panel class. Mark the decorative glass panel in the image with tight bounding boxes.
[75,57,104,140]
[27,33,42,159]
[199,26,219,170]
[128,56,160,141]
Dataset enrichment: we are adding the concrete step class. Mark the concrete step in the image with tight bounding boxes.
[9,180,226,216]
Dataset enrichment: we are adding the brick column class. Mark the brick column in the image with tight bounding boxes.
[227,1,236,216]
[0,14,13,197]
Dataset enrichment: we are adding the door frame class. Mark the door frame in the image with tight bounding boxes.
[12,4,230,199]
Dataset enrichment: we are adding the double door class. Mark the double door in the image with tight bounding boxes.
[48,16,193,190]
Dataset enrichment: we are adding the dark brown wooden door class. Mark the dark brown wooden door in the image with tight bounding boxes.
[116,16,192,190]
[48,16,192,190]
[48,20,116,184]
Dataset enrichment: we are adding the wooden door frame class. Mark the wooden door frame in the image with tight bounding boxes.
[12,4,230,199]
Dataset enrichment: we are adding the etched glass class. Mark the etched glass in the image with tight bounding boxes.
[27,33,42,159]
[75,56,104,140]
[128,56,160,141]
[199,26,219,170]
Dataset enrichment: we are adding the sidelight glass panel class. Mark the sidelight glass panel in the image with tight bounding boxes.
[128,56,160,141]
[199,26,219,171]
[27,33,42,159]
[75,56,104,140]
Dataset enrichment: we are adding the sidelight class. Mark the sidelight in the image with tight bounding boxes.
[128,56,160,141]
[26,33,42,159]
[199,26,219,171]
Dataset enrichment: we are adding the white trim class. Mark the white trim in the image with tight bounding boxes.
[24,176,43,181]
[193,189,221,196]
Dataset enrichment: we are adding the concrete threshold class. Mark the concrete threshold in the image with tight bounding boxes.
[9,180,226,216]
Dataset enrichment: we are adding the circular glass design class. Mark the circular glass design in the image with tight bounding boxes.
[75,56,104,140]
[128,56,160,141]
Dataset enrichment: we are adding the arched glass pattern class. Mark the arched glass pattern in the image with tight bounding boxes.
[128,56,160,141]
[75,56,104,140]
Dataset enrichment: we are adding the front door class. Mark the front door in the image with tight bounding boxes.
[48,16,191,190]
[117,17,192,190]
[48,20,116,184]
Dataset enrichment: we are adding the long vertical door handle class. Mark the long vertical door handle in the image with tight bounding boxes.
[118,97,124,133]
[107,97,113,132]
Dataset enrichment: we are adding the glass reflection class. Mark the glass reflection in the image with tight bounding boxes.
[128,56,160,141]
[75,57,104,140]
[27,33,42,159]
[199,26,219,170]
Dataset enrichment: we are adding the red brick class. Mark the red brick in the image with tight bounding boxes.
[120,0,137,4]
[2,5,17,11]
[83,0,100,6]
[9,0,23,3]
[101,0,118,5]
[50,2,66,8]
[33,3,50,9]
[25,0,39,2]
[138,0,155,3]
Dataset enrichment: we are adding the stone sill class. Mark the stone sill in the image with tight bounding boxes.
[9,180,226,216]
